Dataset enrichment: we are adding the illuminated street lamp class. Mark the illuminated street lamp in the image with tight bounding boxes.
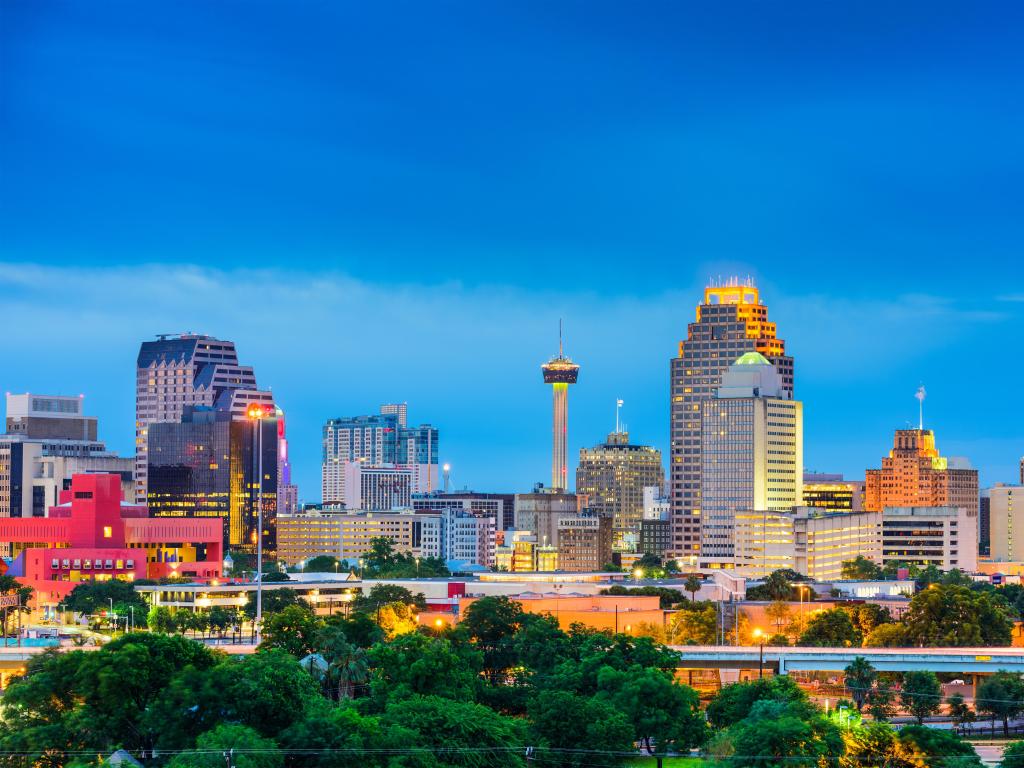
[753,628,765,679]
[633,567,643,585]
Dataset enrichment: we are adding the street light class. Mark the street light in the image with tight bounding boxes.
[753,628,765,679]
[634,567,643,585]
[247,404,269,645]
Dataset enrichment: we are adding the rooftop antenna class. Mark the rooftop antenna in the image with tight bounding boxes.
[615,399,624,433]
[558,318,564,357]
[915,385,926,430]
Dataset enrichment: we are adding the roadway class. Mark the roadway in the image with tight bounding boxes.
[672,646,1024,675]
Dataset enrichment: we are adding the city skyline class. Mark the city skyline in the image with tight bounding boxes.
[3,2,1023,499]
[0,272,1019,502]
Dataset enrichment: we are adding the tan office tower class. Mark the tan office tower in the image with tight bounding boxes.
[575,431,664,549]
[700,352,802,564]
[864,429,978,513]
[669,279,793,559]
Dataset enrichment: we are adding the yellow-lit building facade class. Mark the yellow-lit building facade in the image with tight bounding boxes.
[494,531,558,572]
[733,507,882,580]
[276,509,440,566]
[865,429,978,513]
[575,431,664,549]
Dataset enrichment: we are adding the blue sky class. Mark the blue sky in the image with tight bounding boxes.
[1,1,1022,501]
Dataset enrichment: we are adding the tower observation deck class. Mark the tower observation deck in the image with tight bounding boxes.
[541,330,580,491]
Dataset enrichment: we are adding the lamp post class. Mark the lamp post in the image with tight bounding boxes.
[248,405,268,645]
[753,628,765,679]
[634,567,643,585]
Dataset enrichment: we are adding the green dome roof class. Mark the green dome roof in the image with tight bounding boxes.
[734,351,772,366]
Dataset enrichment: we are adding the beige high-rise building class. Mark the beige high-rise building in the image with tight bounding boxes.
[669,279,793,559]
[699,352,802,566]
[987,485,1024,562]
[575,432,664,549]
[864,429,978,513]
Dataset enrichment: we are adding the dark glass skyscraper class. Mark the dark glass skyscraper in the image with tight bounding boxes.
[147,407,278,553]
[669,279,793,560]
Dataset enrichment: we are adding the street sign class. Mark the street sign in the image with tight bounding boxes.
[0,595,20,609]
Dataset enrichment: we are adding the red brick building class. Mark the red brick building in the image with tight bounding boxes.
[1,473,222,612]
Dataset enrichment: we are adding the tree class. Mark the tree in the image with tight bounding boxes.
[684,574,702,602]
[947,693,976,733]
[512,613,570,676]
[147,605,177,633]
[798,608,862,647]
[207,606,237,638]
[724,699,843,768]
[460,596,525,684]
[897,725,982,768]
[863,623,908,648]
[324,611,385,649]
[259,604,324,657]
[595,665,707,754]
[844,656,877,712]
[262,570,291,583]
[244,587,307,619]
[0,575,33,637]
[315,626,369,700]
[168,724,282,768]
[977,671,1024,736]
[57,578,146,619]
[279,702,395,768]
[745,569,804,601]
[381,694,527,767]
[351,583,427,614]
[849,603,892,635]
[901,671,942,724]
[367,632,481,705]
[71,633,220,753]
[527,690,635,768]
[667,604,718,645]
[600,585,686,609]
[706,675,811,729]
[1002,740,1024,768]
[841,555,883,580]
[902,584,1013,647]
[296,554,341,573]
[766,600,792,636]
[866,678,898,722]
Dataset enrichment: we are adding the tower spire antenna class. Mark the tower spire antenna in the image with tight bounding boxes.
[559,318,563,357]
[915,385,926,430]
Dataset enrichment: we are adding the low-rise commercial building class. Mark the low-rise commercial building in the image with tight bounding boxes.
[881,506,977,571]
[0,473,222,613]
[733,508,882,580]
[557,513,613,572]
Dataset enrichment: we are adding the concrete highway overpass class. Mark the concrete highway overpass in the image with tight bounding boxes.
[673,646,1024,675]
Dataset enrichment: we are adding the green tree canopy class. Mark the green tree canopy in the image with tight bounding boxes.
[977,671,1024,736]
[902,584,1013,647]
[595,665,707,754]
[896,725,983,768]
[1002,740,1024,768]
[259,603,325,657]
[57,578,145,618]
[527,690,635,768]
[459,596,526,684]
[705,675,811,729]
[841,555,883,580]
[900,671,943,725]
[167,724,282,768]
[798,608,862,647]
[718,699,843,768]
[380,694,527,768]
[367,632,482,706]
[351,583,427,614]
[863,623,908,648]
[244,587,308,618]
[746,569,806,601]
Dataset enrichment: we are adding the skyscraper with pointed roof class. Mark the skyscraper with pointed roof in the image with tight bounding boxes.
[669,279,794,560]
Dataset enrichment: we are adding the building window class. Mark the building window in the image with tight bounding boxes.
[103,526,113,538]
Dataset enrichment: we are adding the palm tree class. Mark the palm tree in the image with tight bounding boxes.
[317,625,369,700]
[843,656,877,712]
[684,575,702,603]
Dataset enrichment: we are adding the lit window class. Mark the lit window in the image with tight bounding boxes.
[103,526,113,538]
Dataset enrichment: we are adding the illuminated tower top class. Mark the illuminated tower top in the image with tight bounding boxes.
[541,326,580,384]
